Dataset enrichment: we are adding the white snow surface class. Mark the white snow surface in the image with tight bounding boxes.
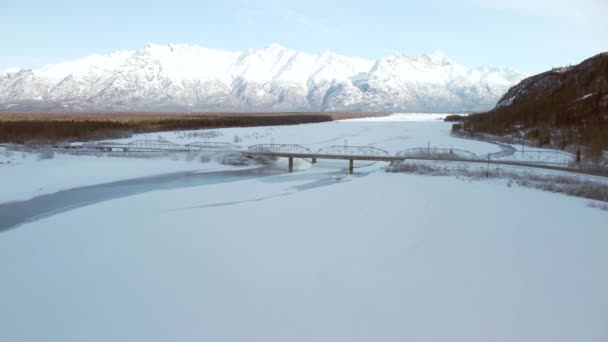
[0,43,526,112]
[1,114,607,342]
[36,50,134,82]
[0,169,607,342]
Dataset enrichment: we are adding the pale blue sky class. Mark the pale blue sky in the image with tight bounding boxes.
[2,0,606,73]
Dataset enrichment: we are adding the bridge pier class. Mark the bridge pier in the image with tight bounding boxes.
[288,157,294,173]
[311,157,316,164]
[349,159,353,174]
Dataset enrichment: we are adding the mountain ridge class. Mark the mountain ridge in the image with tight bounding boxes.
[0,43,526,112]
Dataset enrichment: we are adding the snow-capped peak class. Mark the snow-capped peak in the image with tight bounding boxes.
[35,50,134,82]
[2,67,21,75]
[265,42,288,51]
[423,51,452,64]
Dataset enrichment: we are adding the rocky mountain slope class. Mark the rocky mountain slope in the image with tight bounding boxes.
[0,43,525,112]
[461,52,608,158]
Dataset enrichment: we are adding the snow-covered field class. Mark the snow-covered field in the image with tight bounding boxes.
[0,113,607,342]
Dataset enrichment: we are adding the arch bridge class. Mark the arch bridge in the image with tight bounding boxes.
[16,139,592,176]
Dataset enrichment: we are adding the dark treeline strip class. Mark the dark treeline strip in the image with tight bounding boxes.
[0,112,385,144]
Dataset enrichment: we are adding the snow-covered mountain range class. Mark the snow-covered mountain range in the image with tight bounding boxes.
[0,43,526,112]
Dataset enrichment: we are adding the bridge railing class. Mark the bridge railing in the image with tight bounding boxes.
[490,150,574,166]
[396,148,480,160]
[82,142,128,151]
[316,145,391,157]
[127,140,185,151]
[185,141,241,152]
[247,144,313,154]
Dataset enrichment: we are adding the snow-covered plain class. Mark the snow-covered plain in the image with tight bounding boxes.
[0,114,607,342]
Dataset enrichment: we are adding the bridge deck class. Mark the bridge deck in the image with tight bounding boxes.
[246,152,608,177]
[245,151,403,162]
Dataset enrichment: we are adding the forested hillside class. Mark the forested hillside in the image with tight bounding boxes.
[458,52,608,160]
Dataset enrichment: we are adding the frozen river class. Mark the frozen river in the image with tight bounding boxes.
[1,113,607,342]
[0,162,374,232]
[0,167,284,232]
